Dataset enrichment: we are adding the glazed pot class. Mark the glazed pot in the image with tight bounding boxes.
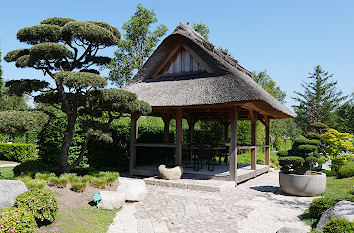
[279,171,326,196]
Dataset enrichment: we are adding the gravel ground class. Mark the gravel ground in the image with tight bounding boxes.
[108,170,313,233]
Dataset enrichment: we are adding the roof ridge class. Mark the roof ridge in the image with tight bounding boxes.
[174,23,253,77]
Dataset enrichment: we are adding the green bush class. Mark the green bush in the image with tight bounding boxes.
[337,161,354,178]
[60,173,77,182]
[0,143,38,162]
[14,159,60,176]
[48,176,69,188]
[0,207,37,232]
[320,170,337,177]
[278,156,305,174]
[89,176,107,188]
[331,158,345,174]
[323,217,354,233]
[15,188,58,224]
[308,197,336,220]
[35,172,56,180]
[277,150,288,157]
[25,179,46,189]
[70,181,87,192]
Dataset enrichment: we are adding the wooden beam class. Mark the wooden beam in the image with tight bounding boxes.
[265,115,270,165]
[175,108,183,165]
[129,114,139,176]
[162,114,171,144]
[250,110,257,170]
[230,106,238,182]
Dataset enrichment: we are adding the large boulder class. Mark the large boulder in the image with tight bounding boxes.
[0,180,28,209]
[158,165,183,180]
[97,191,125,210]
[276,227,306,233]
[116,179,147,202]
[316,200,354,231]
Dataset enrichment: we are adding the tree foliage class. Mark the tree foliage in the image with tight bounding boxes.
[252,71,286,103]
[107,4,168,87]
[5,18,151,173]
[321,129,354,158]
[293,65,346,132]
[335,92,354,134]
[192,23,210,40]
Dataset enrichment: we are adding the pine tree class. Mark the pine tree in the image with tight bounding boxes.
[292,65,346,132]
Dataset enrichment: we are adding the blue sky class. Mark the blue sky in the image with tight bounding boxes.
[1,0,353,110]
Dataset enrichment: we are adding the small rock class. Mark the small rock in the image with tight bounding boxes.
[0,180,28,209]
[276,227,306,233]
[97,191,125,210]
[316,200,354,231]
[117,179,147,202]
[158,165,184,180]
[317,159,332,171]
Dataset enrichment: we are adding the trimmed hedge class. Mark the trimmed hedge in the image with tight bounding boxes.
[0,143,38,162]
[0,207,37,232]
[308,197,336,219]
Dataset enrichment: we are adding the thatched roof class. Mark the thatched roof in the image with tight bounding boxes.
[124,23,294,119]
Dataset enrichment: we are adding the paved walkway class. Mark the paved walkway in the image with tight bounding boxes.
[108,171,313,233]
[0,163,19,167]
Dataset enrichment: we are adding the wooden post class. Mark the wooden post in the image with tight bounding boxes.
[187,118,196,143]
[230,107,238,182]
[129,113,139,176]
[224,122,230,141]
[162,115,171,143]
[175,108,183,165]
[265,115,270,165]
[250,110,257,170]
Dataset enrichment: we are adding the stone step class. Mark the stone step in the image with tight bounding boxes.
[143,177,235,193]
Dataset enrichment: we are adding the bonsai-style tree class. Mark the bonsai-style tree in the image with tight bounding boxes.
[278,135,322,174]
[4,17,151,173]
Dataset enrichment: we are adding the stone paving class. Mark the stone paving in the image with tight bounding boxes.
[108,171,314,233]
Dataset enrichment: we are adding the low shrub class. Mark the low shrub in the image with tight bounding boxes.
[15,188,58,224]
[94,171,119,185]
[337,161,354,178]
[13,159,60,176]
[331,158,344,174]
[0,207,37,232]
[278,156,305,174]
[25,179,46,189]
[48,176,69,188]
[70,181,87,192]
[89,177,107,188]
[0,143,38,162]
[323,217,354,233]
[35,172,56,180]
[276,150,288,157]
[320,170,337,177]
[60,173,77,182]
[308,197,336,220]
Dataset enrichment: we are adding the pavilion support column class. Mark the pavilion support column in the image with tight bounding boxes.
[129,113,139,176]
[175,108,183,165]
[265,116,270,165]
[224,122,230,141]
[250,110,257,170]
[230,107,238,182]
[187,119,196,143]
[162,115,171,144]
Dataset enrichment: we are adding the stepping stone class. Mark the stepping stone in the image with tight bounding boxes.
[185,203,198,217]
[197,205,211,216]
[152,221,169,232]
[138,219,154,233]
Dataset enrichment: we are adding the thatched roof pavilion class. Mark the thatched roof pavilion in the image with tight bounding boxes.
[125,23,294,183]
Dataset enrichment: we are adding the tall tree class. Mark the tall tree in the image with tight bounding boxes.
[4,17,151,173]
[192,23,210,40]
[293,65,346,132]
[107,4,168,87]
[252,71,286,103]
[335,92,354,133]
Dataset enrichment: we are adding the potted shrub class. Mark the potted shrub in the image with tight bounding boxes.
[278,135,326,196]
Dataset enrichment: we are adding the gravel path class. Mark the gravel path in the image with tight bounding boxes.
[108,171,313,233]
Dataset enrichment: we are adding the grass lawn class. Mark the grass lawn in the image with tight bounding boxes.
[0,166,15,178]
[237,151,278,165]
[0,160,17,165]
